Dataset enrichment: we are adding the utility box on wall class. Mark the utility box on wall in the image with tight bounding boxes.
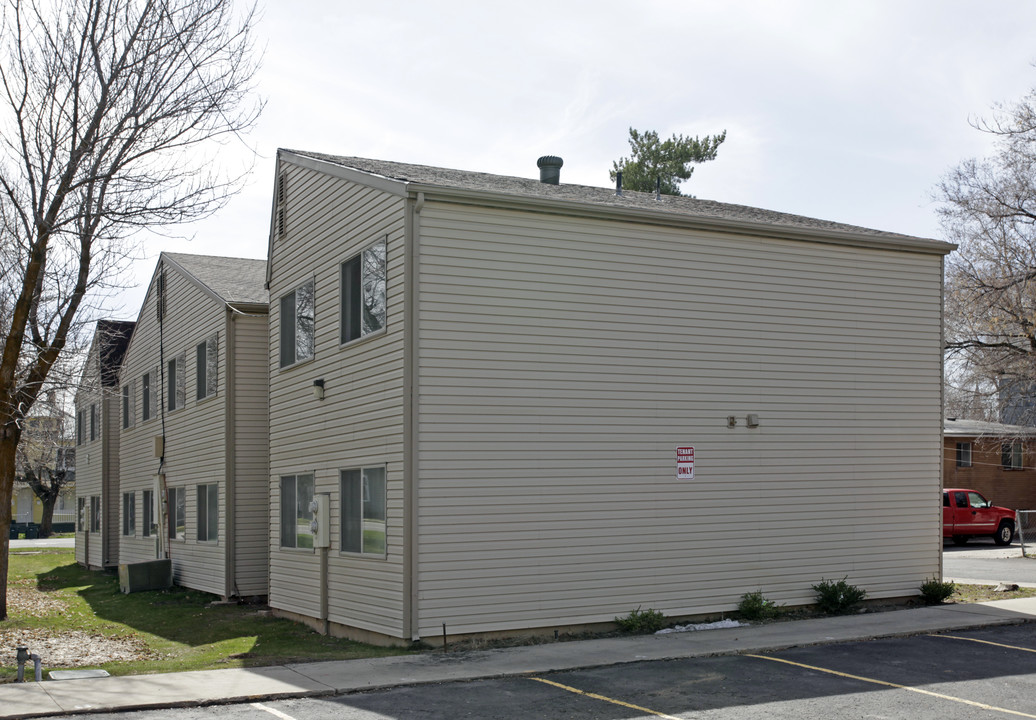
[118,559,173,593]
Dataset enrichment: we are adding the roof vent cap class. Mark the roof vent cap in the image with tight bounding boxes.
[537,155,563,185]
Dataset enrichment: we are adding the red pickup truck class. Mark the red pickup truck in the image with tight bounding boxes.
[943,488,1016,546]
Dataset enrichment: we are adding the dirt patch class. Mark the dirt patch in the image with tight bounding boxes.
[0,628,159,671]
[7,584,70,618]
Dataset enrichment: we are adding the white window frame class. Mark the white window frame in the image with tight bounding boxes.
[122,382,135,430]
[168,353,185,411]
[279,473,314,549]
[122,492,136,536]
[142,489,154,538]
[341,238,387,345]
[956,442,972,468]
[89,495,101,533]
[196,483,218,542]
[142,369,157,421]
[196,334,218,401]
[168,486,185,541]
[340,465,387,557]
[279,280,315,368]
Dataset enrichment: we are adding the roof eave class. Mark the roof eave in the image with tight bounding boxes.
[405,183,955,256]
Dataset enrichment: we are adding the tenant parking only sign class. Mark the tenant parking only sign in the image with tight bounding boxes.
[676,446,694,479]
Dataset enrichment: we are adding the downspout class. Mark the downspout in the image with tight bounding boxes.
[225,310,238,599]
[404,191,423,641]
[939,254,946,582]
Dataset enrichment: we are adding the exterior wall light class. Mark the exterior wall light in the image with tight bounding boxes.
[312,379,325,400]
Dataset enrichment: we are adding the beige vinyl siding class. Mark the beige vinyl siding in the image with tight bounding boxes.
[268,161,407,637]
[74,348,109,568]
[102,392,121,566]
[118,266,228,594]
[414,202,944,636]
[231,312,270,596]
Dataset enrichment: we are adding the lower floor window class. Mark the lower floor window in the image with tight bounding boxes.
[280,474,314,548]
[122,492,136,536]
[168,486,185,541]
[142,489,154,537]
[89,496,101,533]
[197,483,218,542]
[77,497,86,532]
[341,466,386,556]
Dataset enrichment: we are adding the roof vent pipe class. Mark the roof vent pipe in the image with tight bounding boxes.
[537,156,563,185]
[616,171,623,196]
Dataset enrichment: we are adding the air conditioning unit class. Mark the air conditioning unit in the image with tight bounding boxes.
[118,559,172,593]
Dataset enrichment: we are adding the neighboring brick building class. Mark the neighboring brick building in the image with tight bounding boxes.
[944,418,1036,512]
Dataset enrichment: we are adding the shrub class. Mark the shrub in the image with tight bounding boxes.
[614,606,667,633]
[737,590,781,621]
[919,578,956,605]
[812,576,867,614]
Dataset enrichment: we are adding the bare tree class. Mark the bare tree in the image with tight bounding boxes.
[16,391,74,537]
[939,80,1036,426]
[0,0,262,618]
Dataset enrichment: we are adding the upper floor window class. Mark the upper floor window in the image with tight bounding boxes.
[341,238,387,344]
[955,442,971,468]
[196,334,218,400]
[122,383,135,430]
[76,409,84,445]
[279,280,315,368]
[168,353,185,411]
[89,403,98,441]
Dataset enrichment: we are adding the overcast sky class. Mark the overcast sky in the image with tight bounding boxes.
[110,0,1036,317]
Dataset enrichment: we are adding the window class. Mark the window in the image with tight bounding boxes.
[197,484,218,542]
[167,353,185,411]
[956,442,972,468]
[1002,441,1024,470]
[196,335,218,400]
[89,496,101,533]
[89,403,98,441]
[341,239,387,344]
[142,489,154,537]
[968,491,991,508]
[76,409,83,446]
[77,497,86,531]
[167,486,185,541]
[341,466,387,556]
[122,383,135,429]
[142,370,156,421]
[279,280,315,367]
[122,492,136,536]
[280,474,314,548]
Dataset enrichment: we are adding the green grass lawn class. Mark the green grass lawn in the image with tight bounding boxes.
[2,549,412,680]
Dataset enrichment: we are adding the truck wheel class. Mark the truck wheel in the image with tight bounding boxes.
[994,522,1014,546]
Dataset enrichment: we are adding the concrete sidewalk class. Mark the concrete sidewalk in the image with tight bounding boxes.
[4,598,1036,719]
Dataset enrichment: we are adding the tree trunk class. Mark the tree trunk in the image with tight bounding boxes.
[39,495,55,538]
[0,430,19,621]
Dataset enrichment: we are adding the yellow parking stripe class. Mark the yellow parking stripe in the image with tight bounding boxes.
[747,654,1036,719]
[529,677,683,720]
[929,634,1036,654]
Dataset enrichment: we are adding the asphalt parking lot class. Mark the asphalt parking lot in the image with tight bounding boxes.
[65,623,1036,720]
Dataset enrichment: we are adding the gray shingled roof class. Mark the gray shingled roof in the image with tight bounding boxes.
[288,150,944,246]
[944,417,1036,438]
[163,253,268,306]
